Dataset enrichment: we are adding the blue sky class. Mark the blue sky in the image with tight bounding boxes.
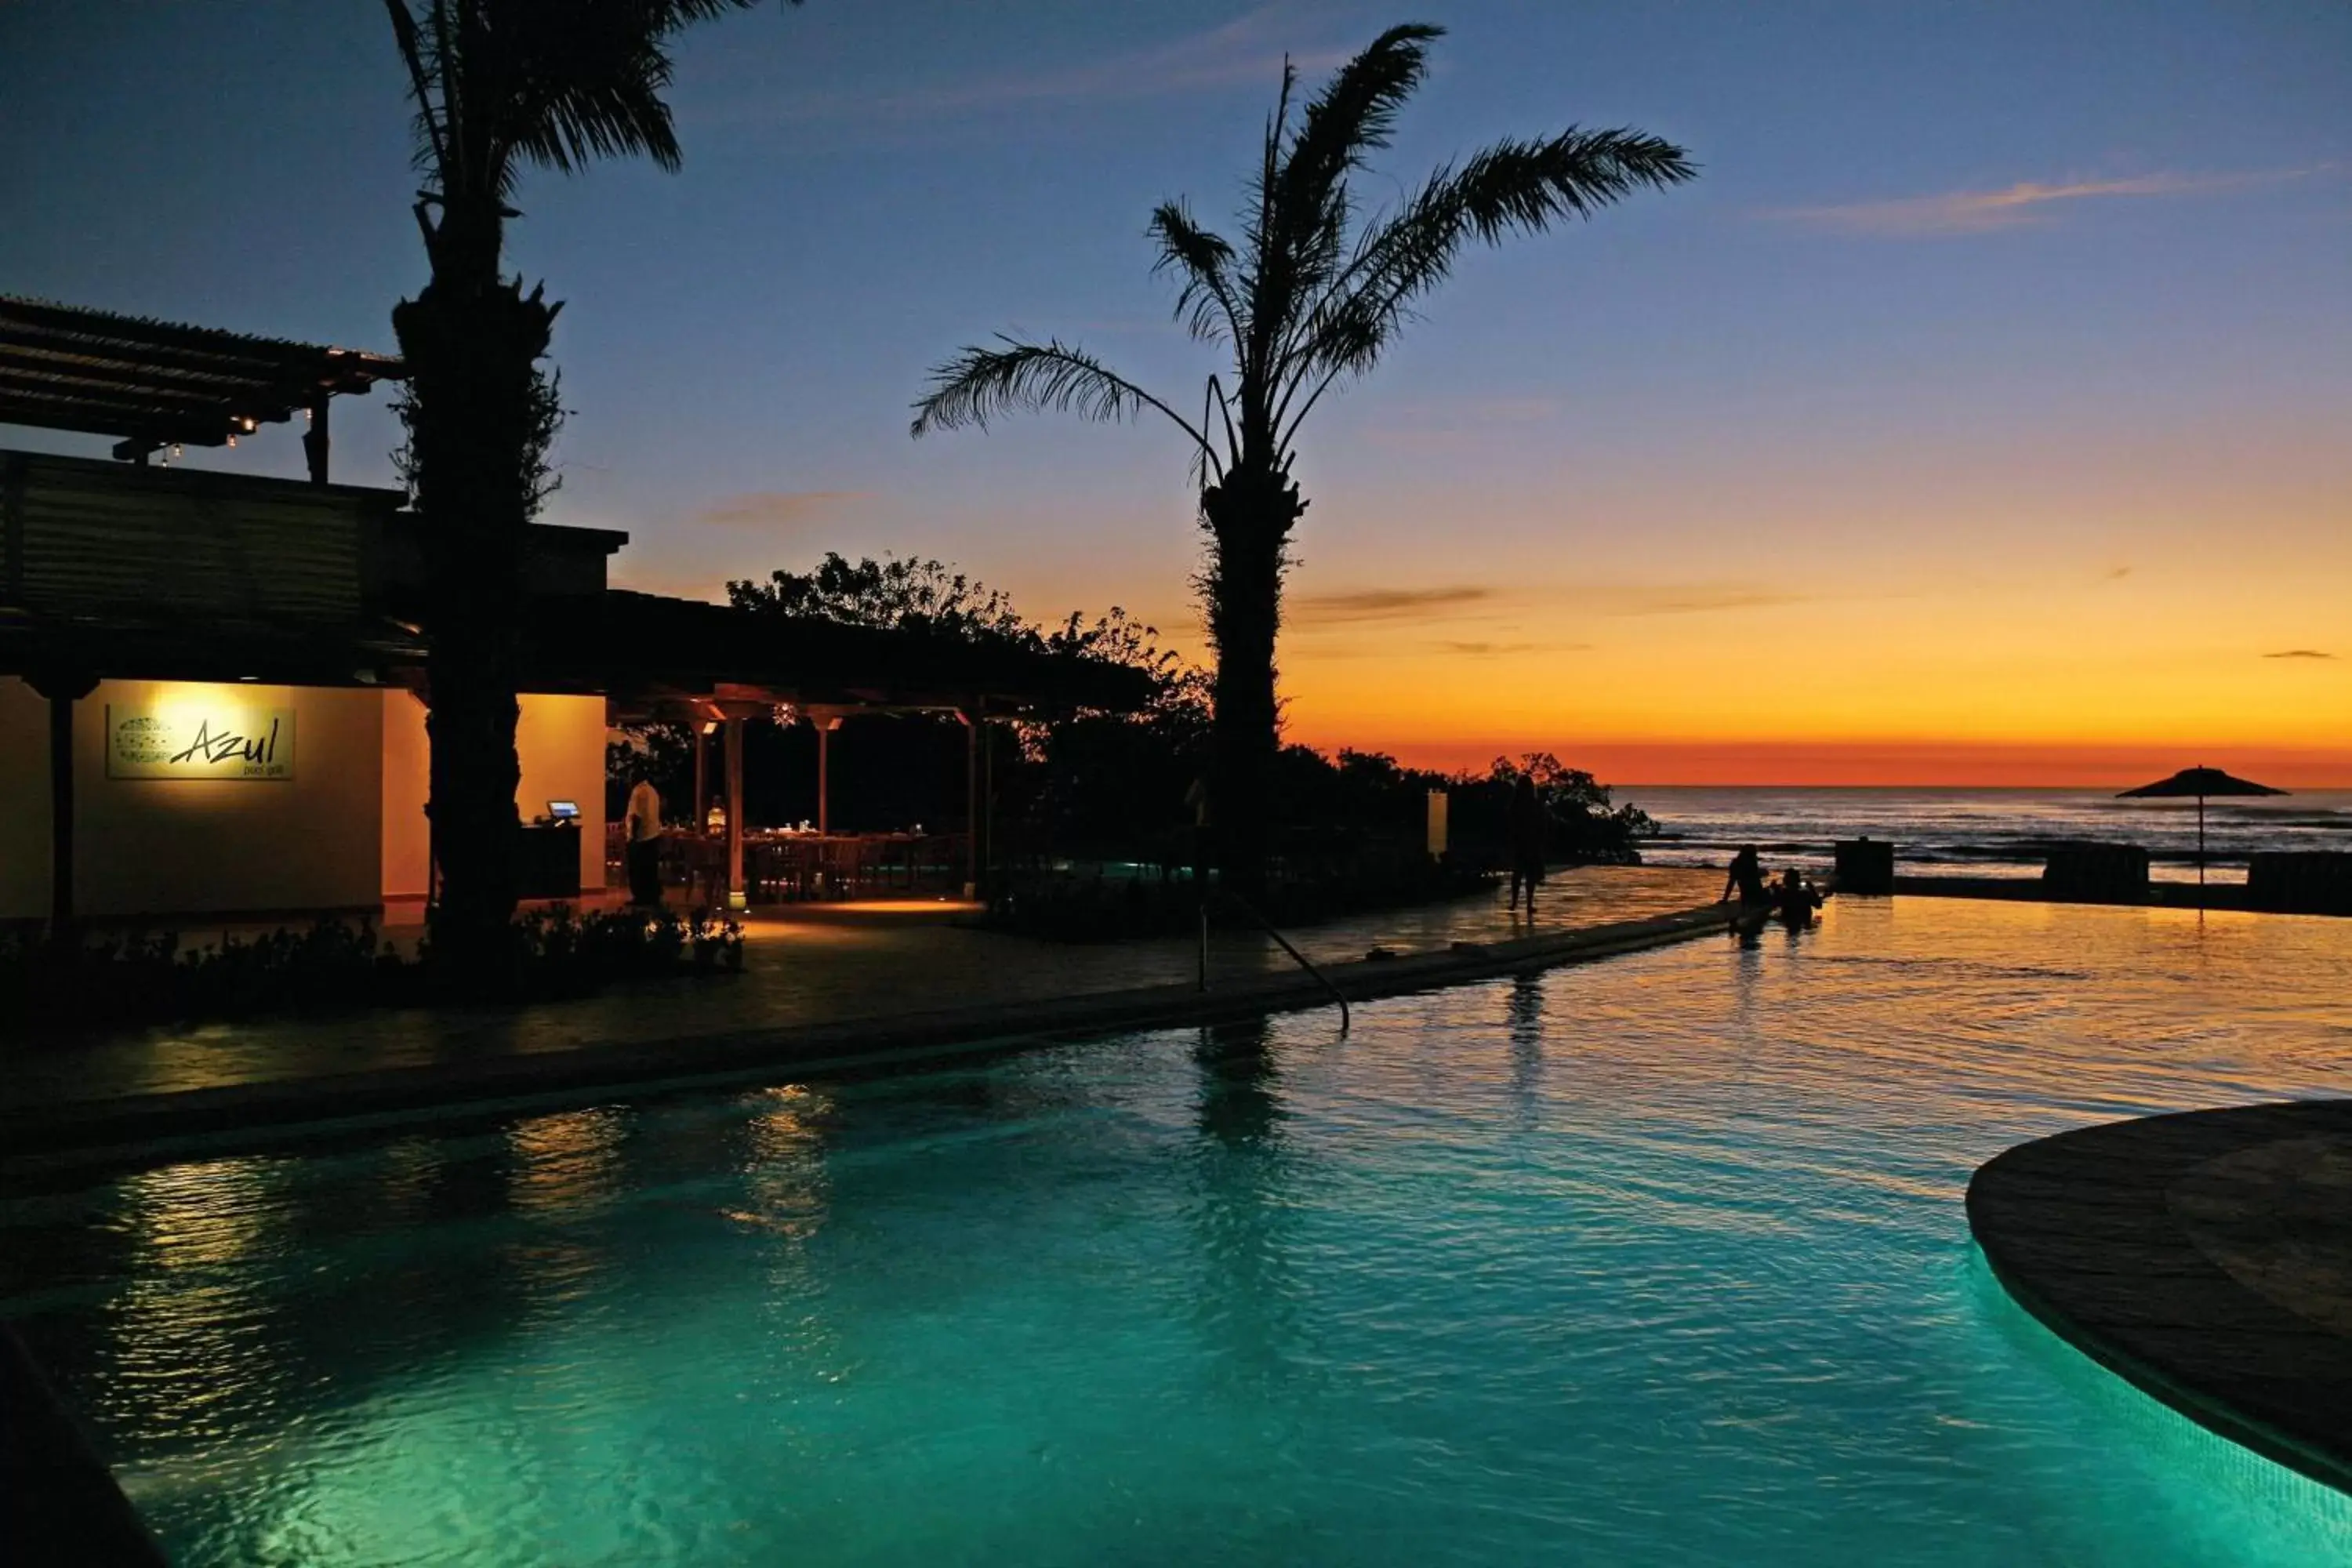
[4,1,2347,775]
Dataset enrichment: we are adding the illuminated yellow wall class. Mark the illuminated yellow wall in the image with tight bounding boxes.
[380,690,434,901]
[379,690,609,901]
[515,694,609,893]
[0,680,386,921]
[0,681,610,923]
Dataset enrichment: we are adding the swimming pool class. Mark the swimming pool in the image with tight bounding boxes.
[5,898,2350,1564]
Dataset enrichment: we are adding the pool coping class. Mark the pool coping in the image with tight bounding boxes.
[1966,1100,2352,1497]
[1,902,1737,1181]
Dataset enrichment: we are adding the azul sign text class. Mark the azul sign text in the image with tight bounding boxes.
[107,703,296,781]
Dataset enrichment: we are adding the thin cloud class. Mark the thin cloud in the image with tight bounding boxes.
[1579,584,1814,616]
[693,491,869,529]
[1769,167,2320,237]
[1297,580,1819,626]
[1294,586,1494,625]
[2105,565,2132,581]
[2264,648,2336,660]
[761,5,1351,125]
[1432,639,1591,657]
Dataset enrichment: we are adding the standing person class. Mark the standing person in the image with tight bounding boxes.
[1722,845,1768,907]
[1185,768,1214,898]
[625,769,665,908]
[1507,774,1547,913]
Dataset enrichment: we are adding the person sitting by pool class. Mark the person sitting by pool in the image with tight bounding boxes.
[1771,866,1823,922]
[1722,845,1769,907]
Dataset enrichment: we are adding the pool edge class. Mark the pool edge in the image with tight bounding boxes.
[1966,1102,2352,1500]
[2,902,1737,1182]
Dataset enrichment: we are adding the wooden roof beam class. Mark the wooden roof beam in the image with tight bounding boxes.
[0,296,401,372]
[0,369,303,431]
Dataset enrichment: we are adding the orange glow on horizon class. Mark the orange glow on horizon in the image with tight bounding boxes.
[1261,520,2350,785]
[1303,738,2352,789]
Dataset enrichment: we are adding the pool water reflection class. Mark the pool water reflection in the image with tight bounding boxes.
[5,898,2350,1565]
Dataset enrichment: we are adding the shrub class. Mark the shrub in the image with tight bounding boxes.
[0,906,744,1039]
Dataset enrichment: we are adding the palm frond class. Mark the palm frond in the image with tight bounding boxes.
[396,0,768,201]
[1276,125,1697,442]
[1241,26,1439,412]
[507,45,687,182]
[910,338,1215,470]
[1443,125,1695,241]
[1148,201,1243,346]
[383,1,448,171]
[1275,24,1440,214]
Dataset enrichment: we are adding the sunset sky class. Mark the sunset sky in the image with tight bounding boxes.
[4,0,2346,783]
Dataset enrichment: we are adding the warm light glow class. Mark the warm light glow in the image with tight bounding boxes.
[1263,524,2352,785]
[506,1107,626,1219]
[111,684,298,786]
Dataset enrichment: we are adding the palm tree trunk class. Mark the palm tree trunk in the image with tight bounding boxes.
[394,202,556,985]
[1200,465,1305,898]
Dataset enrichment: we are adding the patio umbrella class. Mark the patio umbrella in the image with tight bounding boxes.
[2116,766,2288,900]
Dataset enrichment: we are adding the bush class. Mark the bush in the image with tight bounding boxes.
[0,906,744,1039]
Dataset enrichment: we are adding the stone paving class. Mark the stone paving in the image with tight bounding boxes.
[1969,1098,2352,1495]
[2,867,1719,1117]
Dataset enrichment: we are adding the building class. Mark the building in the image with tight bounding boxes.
[0,297,1143,930]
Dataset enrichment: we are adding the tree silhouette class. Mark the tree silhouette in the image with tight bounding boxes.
[913,23,1693,890]
[383,0,768,978]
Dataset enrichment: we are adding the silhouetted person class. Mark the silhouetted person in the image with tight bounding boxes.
[625,771,664,907]
[1507,774,1546,912]
[1772,866,1822,923]
[1185,769,1213,895]
[1722,844,1768,907]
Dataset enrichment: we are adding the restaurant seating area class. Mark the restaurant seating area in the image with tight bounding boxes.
[607,826,974,905]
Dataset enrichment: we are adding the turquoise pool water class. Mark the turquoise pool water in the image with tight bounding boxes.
[5,898,2351,1564]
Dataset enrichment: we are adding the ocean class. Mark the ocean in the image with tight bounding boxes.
[1618,786,2352,884]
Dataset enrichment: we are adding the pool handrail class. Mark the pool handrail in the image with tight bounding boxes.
[1199,891,1352,1034]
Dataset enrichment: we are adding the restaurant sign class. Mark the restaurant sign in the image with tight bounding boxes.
[107,704,296,781]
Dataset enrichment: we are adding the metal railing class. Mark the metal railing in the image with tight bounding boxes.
[1197,891,1351,1034]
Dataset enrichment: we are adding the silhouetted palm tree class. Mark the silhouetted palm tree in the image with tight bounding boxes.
[912,24,1693,891]
[383,0,763,975]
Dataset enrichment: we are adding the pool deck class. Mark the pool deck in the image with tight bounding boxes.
[1969,1100,2352,1495]
[2,868,1731,1178]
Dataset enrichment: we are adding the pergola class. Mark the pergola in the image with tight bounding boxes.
[0,294,405,481]
[521,590,1154,903]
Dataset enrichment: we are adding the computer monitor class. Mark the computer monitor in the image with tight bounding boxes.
[546,800,580,820]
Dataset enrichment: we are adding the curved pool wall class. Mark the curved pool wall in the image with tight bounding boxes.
[5,898,2350,1565]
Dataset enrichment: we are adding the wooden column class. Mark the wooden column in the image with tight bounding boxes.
[960,708,979,900]
[2,452,27,608]
[692,723,709,831]
[979,717,995,898]
[302,393,332,485]
[816,721,832,835]
[724,716,746,910]
[28,670,98,940]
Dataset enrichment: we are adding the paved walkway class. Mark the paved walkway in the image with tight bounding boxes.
[2,869,1719,1152]
[1969,1099,2352,1495]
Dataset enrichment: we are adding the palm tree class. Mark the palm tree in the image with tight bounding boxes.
[912,24,1694,891]
[383,0,764,975]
